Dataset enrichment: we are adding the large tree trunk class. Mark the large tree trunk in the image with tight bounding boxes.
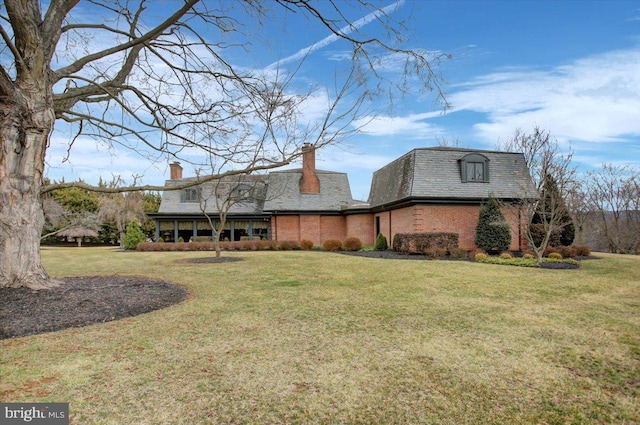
[0,96,57,289]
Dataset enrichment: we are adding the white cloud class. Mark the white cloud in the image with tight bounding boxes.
[267,0,405,70]
[449,47,640,146]
[352,111,443,138]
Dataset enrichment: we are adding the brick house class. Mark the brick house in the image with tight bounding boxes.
[149,145,536,250]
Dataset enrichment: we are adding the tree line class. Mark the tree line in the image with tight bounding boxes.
[42,178,160,248]
[496,126,639,258]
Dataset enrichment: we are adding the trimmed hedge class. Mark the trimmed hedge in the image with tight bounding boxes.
[136,240,297,252]
[393,232,459,255]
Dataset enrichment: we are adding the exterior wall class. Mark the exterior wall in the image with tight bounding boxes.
[320,216,346,243]
[272,215,300,242]
[375,204,525,251]
[346,214,375,246]
[301,216,321,243]
[272,215,348,245]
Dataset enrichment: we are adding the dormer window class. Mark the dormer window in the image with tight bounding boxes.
[233,184,251,198]
[181,188,199,202]
[460,153,489,183]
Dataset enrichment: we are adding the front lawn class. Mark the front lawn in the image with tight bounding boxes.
[2,247,639,424]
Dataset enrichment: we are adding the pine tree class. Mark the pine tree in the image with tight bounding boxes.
[475,197,512,253]
[534,175,575,247]
[374,233,388,251]
[123,221,146,250]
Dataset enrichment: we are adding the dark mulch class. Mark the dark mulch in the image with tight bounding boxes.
[178,257,244,264]
[0,276,188,340]
[339,250,432,260]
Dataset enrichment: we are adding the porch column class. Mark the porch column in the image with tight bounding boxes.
[174,220,179,242]
[155,221,160,241]
[192,220,198,241]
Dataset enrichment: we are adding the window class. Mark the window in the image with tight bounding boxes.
[460,153,489,183]
[182,188,198,202]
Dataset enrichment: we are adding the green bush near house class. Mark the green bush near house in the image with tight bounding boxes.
[122,221,146,250]
[475,196,511,253]
[374,233,388,251]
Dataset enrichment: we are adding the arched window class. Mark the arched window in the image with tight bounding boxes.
[460,153,490,183]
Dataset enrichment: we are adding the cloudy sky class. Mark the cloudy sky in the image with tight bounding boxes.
[44,0,640,201]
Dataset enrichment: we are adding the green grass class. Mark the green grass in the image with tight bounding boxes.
[2,247,639,424]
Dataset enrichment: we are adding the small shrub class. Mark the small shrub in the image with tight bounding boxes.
[123,221,146,250]
[558,245,575,258]
[342,237,362,252]
[300,239,314,250]
[523,253,535,260]
[177,236,184,243]
[279,240,299,251]
[499,252,513,259]
[548,252,563,260]
[322,239,342,252]
[475,253,488,261]
[374,233,388,251]
[157,237,164,243]
[573,245,591,256]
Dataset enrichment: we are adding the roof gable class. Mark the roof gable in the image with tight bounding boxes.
[263,169,354,212]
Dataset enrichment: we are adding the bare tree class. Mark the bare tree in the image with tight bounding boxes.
[0,0,448,288]
[585,164,640,254]
[195,174,269,257]
[497,127,576,265]
[41,196,100,241]
[97,177,147,249]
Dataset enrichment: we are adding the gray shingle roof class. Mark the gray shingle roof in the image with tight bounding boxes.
[157,175,268,215]
[368,147,537,208]
[262,169,354,212]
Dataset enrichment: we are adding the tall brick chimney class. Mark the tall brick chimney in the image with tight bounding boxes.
[299,143,320,194]
[169,161,183,180]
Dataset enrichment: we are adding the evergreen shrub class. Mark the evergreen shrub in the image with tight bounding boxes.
[123,221,146,250]
[475,197,511,253]
[374,233,388,251]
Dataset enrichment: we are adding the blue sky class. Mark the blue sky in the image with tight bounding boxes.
[45,0,640,201]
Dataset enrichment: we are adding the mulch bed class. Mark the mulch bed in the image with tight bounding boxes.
[178,257,244,264]
[0,276,188,340]
[339,250,432,260]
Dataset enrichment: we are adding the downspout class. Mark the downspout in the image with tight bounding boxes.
[518,206,522,251]
[388,210,392,247]
[273,212,278,241]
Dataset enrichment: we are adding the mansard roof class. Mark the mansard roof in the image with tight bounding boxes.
[368,147,537,208]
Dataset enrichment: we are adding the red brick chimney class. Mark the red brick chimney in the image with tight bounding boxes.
[169,161,183,180]
[299,143,320,194]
